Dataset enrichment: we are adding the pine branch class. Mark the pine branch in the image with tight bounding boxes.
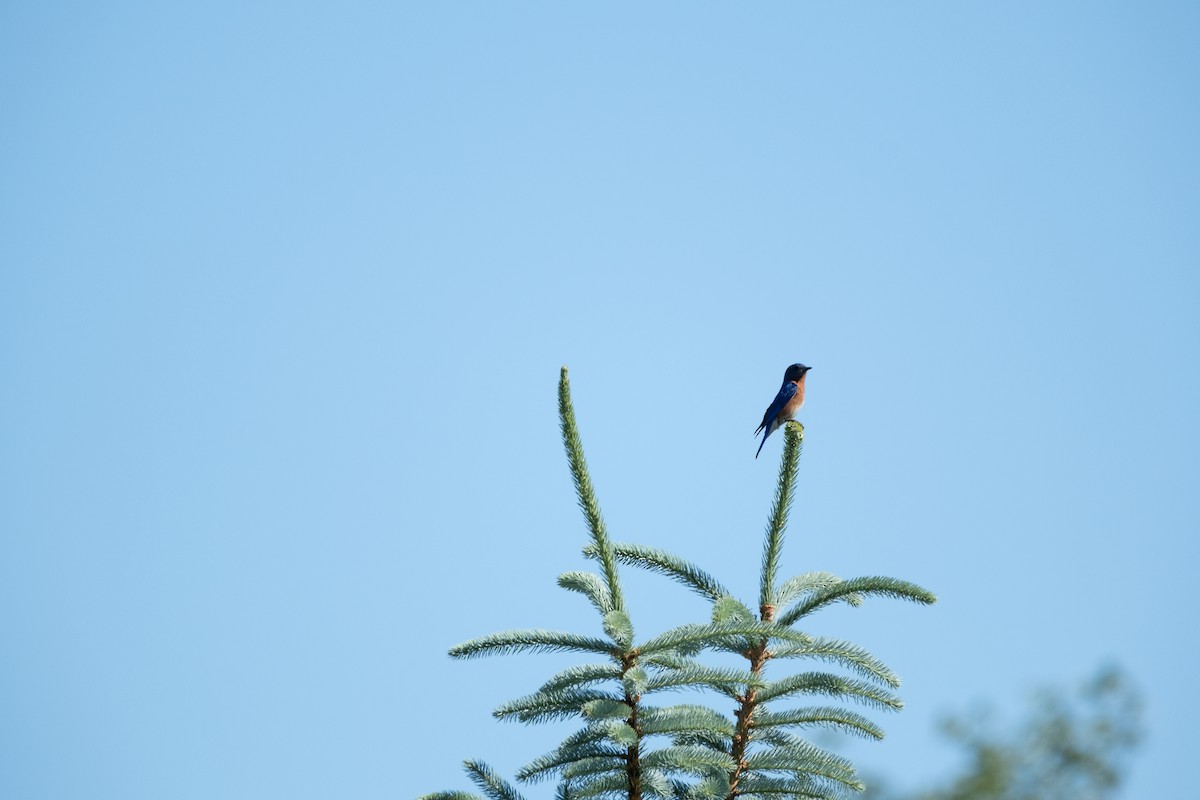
[639,705,737,738]
[776,576,937,627]
[711,596,757,626]
[449,629,617,660]
[636,622,816,657]
[603,610,635,649]
[495,688,622,724]
[464,760,528,800]
[597,718,638,747]
[752,727,809,749]
[592,542,730,602]
[754,706,886,740]
[734,773,849,800]
[702,597,766,658]
[563,772,628,798]
[537,723,625,757]
[583,698,634,721]
[640,745,737,775]
[671,730,731,754]
[559,367,624,613]
[671,773,733,800]
[642,769,675,798]
[538,663,624,694]
[623,666,649,697]
[768,637,901,688]
[756,671,903,710]
[417,793,483,800]
[761,422,803,611]
[643,652,697,670]
[562,756,628,781]
[773,572,847,609]
[643,665,761,697]
[743,742,863,791]
[558,571,615,615]
[518,742,627,783]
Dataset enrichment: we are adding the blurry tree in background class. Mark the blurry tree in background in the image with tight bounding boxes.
[864,666,1142,800]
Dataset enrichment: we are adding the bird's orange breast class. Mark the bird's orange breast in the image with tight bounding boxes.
[781,378,806,419]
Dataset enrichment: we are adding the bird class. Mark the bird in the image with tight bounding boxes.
[755,363,811,458]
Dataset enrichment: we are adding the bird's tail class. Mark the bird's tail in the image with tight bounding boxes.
[755,430,768,459]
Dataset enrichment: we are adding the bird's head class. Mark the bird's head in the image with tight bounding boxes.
[784,363,811,382]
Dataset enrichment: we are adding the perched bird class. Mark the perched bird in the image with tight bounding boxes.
[755,363,811,458]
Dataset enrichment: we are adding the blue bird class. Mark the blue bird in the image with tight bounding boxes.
[755,363,811,458]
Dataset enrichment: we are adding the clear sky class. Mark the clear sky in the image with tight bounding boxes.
[2,2,1197,798]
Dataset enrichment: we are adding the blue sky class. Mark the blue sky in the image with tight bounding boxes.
[2,2,1197,798]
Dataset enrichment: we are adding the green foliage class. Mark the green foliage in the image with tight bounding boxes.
[465,761,527,800]
[755,672,903,710]
[494,687,622,723]
[448,629,616,660]
[639,705,735,737]
[418,761,528,800]
[623,666,650,696]
[774,571,855,609]
[754,707,886,741]
[712,596,756,626]
[641,746,737,775]
[863,666,1143,800]
[761,422,803,609]
[538,663,624,694]
[558,367,624,613]
[776,577,936,628]
[599,542,731,602]
[583,698,635,720]
[642,665,760,696]
[603,423,935,798]
[558,571,615,615]
[744,741,863,791]
[603,609,635,648]
[518,741,628,784]
[420,372,936,800]
[734,773,848,800]
[634,621,815,657]
[769,638,901,688]
[568,772,628,798]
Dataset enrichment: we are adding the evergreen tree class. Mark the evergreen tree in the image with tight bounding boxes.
[862,666,1142,800]
[420,369,936,800]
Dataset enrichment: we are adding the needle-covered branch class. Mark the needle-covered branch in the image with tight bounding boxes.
[593,542,731,603]
[449,629,618,660]
[776,576,937,628]
[559,367,625,613]
[761,422,804,610]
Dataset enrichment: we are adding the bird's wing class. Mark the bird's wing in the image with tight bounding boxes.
[755,382,798,435]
